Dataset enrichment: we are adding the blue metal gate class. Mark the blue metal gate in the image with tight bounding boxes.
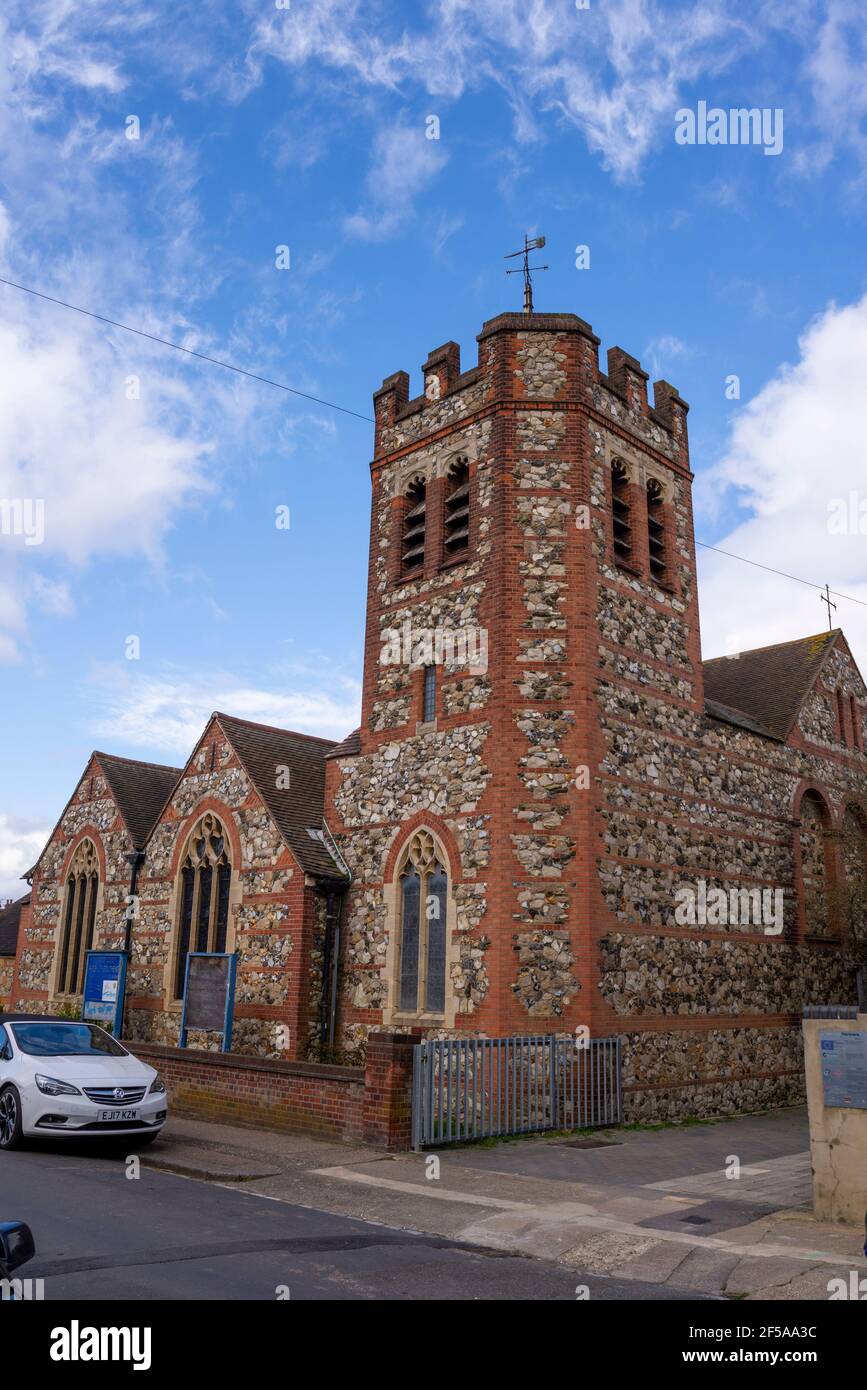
[411,1034,621,1149]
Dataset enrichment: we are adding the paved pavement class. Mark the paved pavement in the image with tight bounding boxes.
[133,1104,865,1300]
[0,1141,696,1301]
[4,1105,863,1300]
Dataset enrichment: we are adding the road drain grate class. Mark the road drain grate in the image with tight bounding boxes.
[553,1138,624,1150]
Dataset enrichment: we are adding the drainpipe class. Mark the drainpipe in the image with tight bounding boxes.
[319,819,350,1059]
[319,888,346,1058]
[120,849,145,1040]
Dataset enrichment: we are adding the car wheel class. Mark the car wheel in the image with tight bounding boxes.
[0,1085,23,1150]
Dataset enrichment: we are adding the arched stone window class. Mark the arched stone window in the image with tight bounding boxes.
[396,829,448,1017]
[799,791,835,939]
[58,838,99,996]
[401,476,426,575]
[840,805,867,943]
[443,456,470,560]
[173,811,232,998]
[611,459,632,568]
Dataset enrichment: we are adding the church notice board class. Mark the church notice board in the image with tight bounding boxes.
[820,1030,867,1109]
[179,952,237,1051]
[81,950,127,1036]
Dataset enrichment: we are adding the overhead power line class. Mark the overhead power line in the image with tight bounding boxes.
[1,274,865,615]
[0,276,374,423]
[695,541,867,612]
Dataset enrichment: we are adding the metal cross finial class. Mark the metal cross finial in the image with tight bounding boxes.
[505,234,548,314]
[821,583,837,631]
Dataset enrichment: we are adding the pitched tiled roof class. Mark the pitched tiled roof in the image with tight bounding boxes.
[215,713,347,880]
[0,894,28,955]
[325,727,361,759]
[703,631,839,741]
[96,753,182,849]
[27,751,184,878]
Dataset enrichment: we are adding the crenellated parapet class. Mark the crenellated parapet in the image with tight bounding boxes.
[372,310,690,474]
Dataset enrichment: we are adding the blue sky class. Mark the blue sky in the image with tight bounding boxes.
[2,0,867,895]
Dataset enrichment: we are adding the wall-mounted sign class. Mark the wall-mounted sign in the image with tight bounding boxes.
[81,951,127,1036]
[820,1030,867,1109]
[179,952,237,1052]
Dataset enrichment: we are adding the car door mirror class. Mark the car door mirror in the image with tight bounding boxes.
[0,1043,11,1061]
[0,1222,36,1272]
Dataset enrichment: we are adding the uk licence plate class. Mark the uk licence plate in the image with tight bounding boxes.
[99,1108,138,1121]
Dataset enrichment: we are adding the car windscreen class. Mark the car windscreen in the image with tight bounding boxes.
[9,1022,129,1057]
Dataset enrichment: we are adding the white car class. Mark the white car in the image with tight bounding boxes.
[0,1014,167,1150]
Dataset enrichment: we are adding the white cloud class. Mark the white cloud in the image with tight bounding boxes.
[0,813,49,901]
[345,124,449,240]
[87,665,363,755]
[696,293,867,666]
[642,334,690,380]
[0,304,218,659]
[247,0,751,184]
[0,8,267,662]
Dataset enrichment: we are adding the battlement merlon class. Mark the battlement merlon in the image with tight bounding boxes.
[371,311,689,466]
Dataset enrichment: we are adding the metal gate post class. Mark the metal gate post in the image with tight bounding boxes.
[411,1041,423,1150]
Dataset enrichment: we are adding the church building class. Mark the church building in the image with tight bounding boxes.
[7,308,867,1120]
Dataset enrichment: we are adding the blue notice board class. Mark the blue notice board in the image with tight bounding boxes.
[81,950,127,1035]
[820,1030,867,1110]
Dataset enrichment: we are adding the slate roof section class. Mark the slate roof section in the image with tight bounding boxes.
[325,727,361,759]
[96,753,183,850]
[702,630,839,741]
[0,894,28,955]
[214,713,347,880]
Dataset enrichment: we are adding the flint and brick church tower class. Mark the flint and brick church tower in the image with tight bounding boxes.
[324,310,700,1062]
[323,310,866,1113]
[10,305,866,1122]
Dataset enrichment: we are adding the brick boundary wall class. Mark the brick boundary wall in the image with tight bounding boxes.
[129,1032,417,1150]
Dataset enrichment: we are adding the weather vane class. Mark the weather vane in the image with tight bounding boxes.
[820,583,837,632]
[505,234,548,314]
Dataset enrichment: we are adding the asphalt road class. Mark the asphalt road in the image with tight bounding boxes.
[1,1139,705,1301]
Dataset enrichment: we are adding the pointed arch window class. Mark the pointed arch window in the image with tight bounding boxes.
[174,812,232,998]
[611,459,632,568]
[58,838,99,996]
[799,791,835,939]
[401,477,427,575]
[397,830,448,1016]
[443,456,470,559]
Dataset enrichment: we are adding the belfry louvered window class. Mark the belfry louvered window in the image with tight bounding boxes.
[611,460,631,568]
[443,457,470,559]
[57,838,99,995]
[397,830,447,1016]
[401,477,426,574]
[174,812,232,998]
[646,477,667,583]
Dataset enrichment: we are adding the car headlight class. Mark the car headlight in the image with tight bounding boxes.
[148,1074,166,1095]
[35,1074,82,1096]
